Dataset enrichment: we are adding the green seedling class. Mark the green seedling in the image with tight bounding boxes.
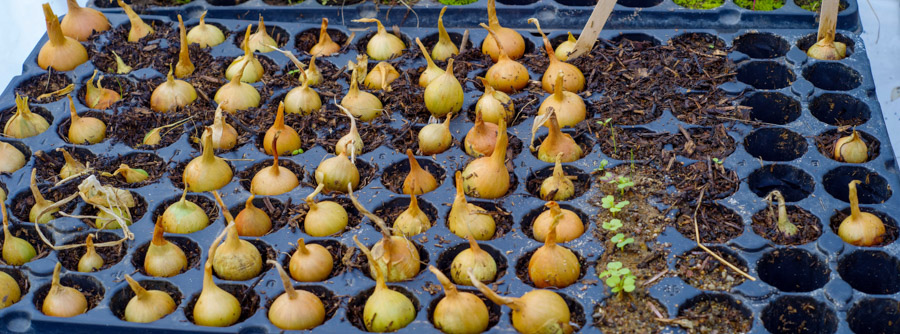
[599,261,636,294]
[594,159,609,173]
[601,219,622,232]
[292,148,305,155]
[612,176,634,196]
[601,195,629,217]
[712,157,724,165]
[611,233,634,250]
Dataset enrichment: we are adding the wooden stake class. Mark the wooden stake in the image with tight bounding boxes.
[816,0,839,44]
[568,0,618,60]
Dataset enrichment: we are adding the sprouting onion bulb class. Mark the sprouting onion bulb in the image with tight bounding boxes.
[305,56,324,87]
[529,207,580,288]
[143,117,191,146]
[448,171,496,241]
[5,95,49,139]
[2,201,36,266]
[187,11,225,48]
[38,3,88,71]
[235,195,271,237]
[85,70,121,109]
[364,62,400,92]
[303,184,349,237]
[310,18,340,57]
[77,234,104,272]
[482,0,525,61]
[114,51,132,74]
[175,15,195,78]
[0,268,21,309]
[151,65,197,112]
[416,37,444,88]
[540,155,576,201]
[336,105,364,157]
[353,235,416,332]
[403,149,439,195]
[184,128,233,192]
[350,186,421,282]
[529,18,585,93]
[532,201,583,243]
[263,102,301,156]
[245,16,277,53]
[201,106,238,150]
[465,110,499,158]
[226,25,265,83]
[0,141,25,173]
[481,23,529,93]
[393,195,431,237]
[29,169,58,225]
[765,190,798,237]
[268,260,326,330]
[193,263,240,327]
[834,130,867,163]
[252,132,300,196]
[425,58,465,118]
[475,77,514,125]
[215,62,261,113]
[94,205,132,230]
[450,229,497,286]
[469,270,574,334]
[61,0,110,41]
[429,265,490,334]
[283,60,322,115]
[106,164,148,184]
[354,18,405,60]
[42,263,87,318]
[315,142,360,193]
[838,180,886,246]
[67,95,106,145]
[807,0,847,60]
[146,217,188,277]
[534,111,582,163]
[538,71,586,128]
[123,274,176,323]
[212,222,262,281]
[555,32,577,61]
[118,0,153,42]
[342,66,383,122]
[289,238,333,282]
[431,7,459,61]
[418,115,453,155]
[162,188,210,234]
[462,118,511,199]
[59,149,87,180]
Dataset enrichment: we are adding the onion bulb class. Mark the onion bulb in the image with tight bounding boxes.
[234,195,271,237]
[77,234,103,272]
[289,238,333,282]
[403,149,438,195]
[60,0,110,41]
[475,77,514,125]
[105,164,147,183]
[349,186,421,282]
[415,37,444,87]
[481,0,525,61]
[450,230,497,286]
[431,7,459,61]
[354,18,405,61]
[462,119,510,199]
[5,95,49,139]
[113,51,132,74]
[341,66,383,122]
[532,201,583,243]
[94,205,132,230]
[283,62,322,115]
[244,16,277,53]
[143,117,191,146]
[305,56,324,87]
[214,61,261,113]
[465,111,499,158]
[364,62,400,92]
[2,201,36,265]
[807,30,846,60]
[226,26,265,83]
[418,115,453,155]
[315,144,360,193]
[393,195,431,237]
[529,19,585,93]
[145,217,188,277]
[212,222,262,281]
[834,130,867,163]
[85,70,121,109]
[187,11,225,48]
[528,206,580,288]
[268,260,326,330]
[118,0,153,41]
[303,184,349,237]
[42,263,87,318]
[540,154,576,201]
[175,15,195,78]
[448,171,496,240]
[469,270,574,334]
[151,65,198,112]
[533,111,582,163]
[38,4,88,71]
[0,141,25,173]
[183,128,233,192]
[67,95,107,145]
[0,269,20,309]
[29,169,58,225]
[335,105,364,157]
[429,265,489,334]
[480,24,529,93]
[838,180,885,246]
[58,148,87,180]
[353,235,416,332]
[538,71,586,128]
[162,188,210,234]
[263,102,301,156]
[201,106,238,150]
[765,190,798,237]
[425,58,465,118]
[310,18,340,57]
[252,132,299,196]
[193,263,240,327]
[123,274,176,323]
[555,32,577,61]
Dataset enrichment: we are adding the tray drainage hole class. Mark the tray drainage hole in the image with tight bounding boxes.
[427,289,503,332]
[797,32,855,56]
[372,197,439,234]
[346,285,421,332]
[748,164,815,201]
[58,232,128,272]
[733,33,790,58]
[227,197,288,236]
[674,202,743,243]
[810,93,870,126]
[741,92,801,124]
[353,240,430,281]
[32,273,105,314]
[848,298,900,334]
[736,61,796,89]
[829,207,899,247]
[98,152,166,189]
[744,127,807,161]
[616,0,664,7]
[381,156,447,195]
[751,204,822,245]
[0,139,30,173]
[236,158,308,194]
[110,279,183,322]
[514,246,587,289]
[184,283,260,326]
[676,246,748,291]
[823,166,892,204]
[815,128,880,163]
[212,239,277,281]
[520,204,590,243]
[672,0,725,9]
[35,147,93,183]
[611,33,662,46]
[803,62,862,91]
[0,268,29,307]
[524,164,591,200]
[282,239,350,281]
[151,193,221,234]
[529,130,594,163]
[676,293,752,333]
[231,22,288,50]
[262,285,340,327]
[442,199,514,240]
[295,28,350,55]
[291,196,362,236]
[762,295,838,334]
[131,236,202,277]
[434,242,508,285]
[839,250,900,294]
[80,191,147,230]
[757,248,830,292]
[14,72,73,104]
[0,224,54,265]
[0,105,53,138]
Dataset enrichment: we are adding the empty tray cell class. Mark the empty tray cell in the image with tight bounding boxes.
[736,61,796,89]
[809,93,870,126]
[733,32,790,58]
[743,127,807,161]
[757,248,829,292]
[803,62,862,91]
[823,166,891,204]
[741,91,801,125]
[748,164,815,201]
[848,298,900,334]
[838,250,900,295]
[762,295,838,334]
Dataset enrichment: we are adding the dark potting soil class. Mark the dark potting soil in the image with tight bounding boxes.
[751,204,822,245]
[667,125,736,160]
[14,71,73,104]
[594,293,674,334]
[89,20,179,74]
[294,27,350,54]
[674,202,744,244]
[675,248,748,291]
[677,297,752,333]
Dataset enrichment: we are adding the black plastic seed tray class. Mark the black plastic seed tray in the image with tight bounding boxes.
[0,9,897,334]
[86,0,861,31]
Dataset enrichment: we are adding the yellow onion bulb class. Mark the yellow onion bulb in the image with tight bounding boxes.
[364,62,400,91]
[418,116,453,155]
[481,0,525,61]
[42,263,87,318]
[161,190,210,234]
[475,77,514,125]
[0,141,26,173]
[450,235,497,286]
[465,111,499,158]
[448,171,496,241]
[555,32,577,61]
[268,260,326,330]
[355,18,405,61]
[251,133,300,196]
[838,180,886,246]
[201,106,238,150]
[234,195,271,237]
[335,105,364,157]
[5,95,49,139]
[77,234,104,272]
[3,199,37,265]
[304,184,349,237]
[535,112,582,163]
[807,38,847,60]
[67,95,107,145]
[289,238,333,282]
[431,7,459,61]
[118,0,153,42]
[315,150,360,193]
[834,130,867,163]
[393,195,431,237]
[151,67,198,112]
[193,262,240,327]
[540,155,576,201]
[342,67,383,122]
[38,4,88,71]
[84,70,121,109]
[532,201,583,243]
[310,18,340,57]
[60,0,110,41]
[483,47,530,93]
[215,62,261,113]
[123,274,176,323]
[58,149,87,180]
[424,59,464,118]
[283,68,322,115]
[212,223,262,281]
[263,102,301,156]
[462,119,510,199]
[528,208,580,288]
[187,11,225,48]
[145,217,188,277]
[415,37,445,88]
[538,73,586,128]
[183,128,233,192]
[0,269,21,309]
[226,26,265,83]
[403,149,439,195]
[348,189,421,282]
[429,265,489,334]
[28,169,58,225]
[244,16,277,53]
[469,270,574,334]
[353,236,416,332]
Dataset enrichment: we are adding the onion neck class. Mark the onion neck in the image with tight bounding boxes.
[444,58,456,78]
[198,11,208,27]
[202,262,216,291]
[849,180,862,219]
[30,169,50,207]
[552,155,566,179]
[409,195,421,213]
[466,232,482,255]
[436,7,452,47]
[318,18,332,46]
[407,149,425,176]
[480,77,496,96]
[200,129,217,164]
[428,265,458,297]
[15,95,32,119]
[125,274,149,300]
[552,73,565,100]
[222,223,241,250]
[816,0,839,45]
[269,132,282,176]
[528,18,557,64]
[296,238,310,255]
[454,171,467,205]
[490,119,508,165]
[43,4,66,46]
[2,202,10,236]
[544,209,562,246]
[271,260,298,299]
[305,184,325,210]
[62,150,85,171]
[176,15,194,77]
[51,263,63,292]
[151,218,167,246]
[244,195,256,211]
[481,24,508,58]
[487,0,500,30]
[67,95,80,123]
[354,235,388,290]
[545,115,564,148]
[348,67,360,96]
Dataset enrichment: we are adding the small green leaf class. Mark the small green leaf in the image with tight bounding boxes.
[607,262,623,270]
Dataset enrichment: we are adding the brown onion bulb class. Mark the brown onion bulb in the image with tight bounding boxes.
[528,206,580,288]
[335,105,364,157]
[540,154,576,201]
[450,231,497,286]
[403,149,438,195]
[481,0,525,61]
[3,201,36,266]
[263,102,301,156]
[533,112,582,163]
[834,130,867,163]
[424,58,465,118]
[161,188,210,234]
[288,238,333,282]
[201,106,238,150]
[77,234,104,272]
[252,132,299,196]
[475,77,514,125]
[303,184,349,237]
[42,263,87,318]
[183,128,233,192]
[310,18,340,57]
[175,15,195,78]
[283,61,322,115]
[226,26,265,83]
[364,62,400,92]
[532,201,583,243]
[354,18,405,61]
[244,16,277,53]
[393,195,431,237]
[418,115,453,155]
[429,265,490,334]
[151,66,198,112]
[268,260,326,330]
[67,95,107,145]
[0,141,25,174]
[61,0,110,41]
[212,222,262,281]
[555,32,577,61]
[118,0,153,42]
[481,24,529,93]
[415,37,444,88]
[234,195,271,237]
[529,18,585,93]
[353,235,416,332]
[462,118,510,199]
[214,61,261,113]
[122,274,176,323]
[469,270,574,334]
[145,217,188,277]
[342,66,383,122]
[448,171,496,240]
[187,11,225,48]
[838,180,886,246]
[85,70,121,110]
[0,269,21,309]
[431,7,459,61]
[349,186,421,282]
[464,110,499,158]
[538,72,586,128]
[305,56,324,87]
[38,4,88,71]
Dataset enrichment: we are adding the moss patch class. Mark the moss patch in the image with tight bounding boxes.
[795,0,848,12]
[735,0,784,10]
[439,0,478,4]
[674,0,724,9]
